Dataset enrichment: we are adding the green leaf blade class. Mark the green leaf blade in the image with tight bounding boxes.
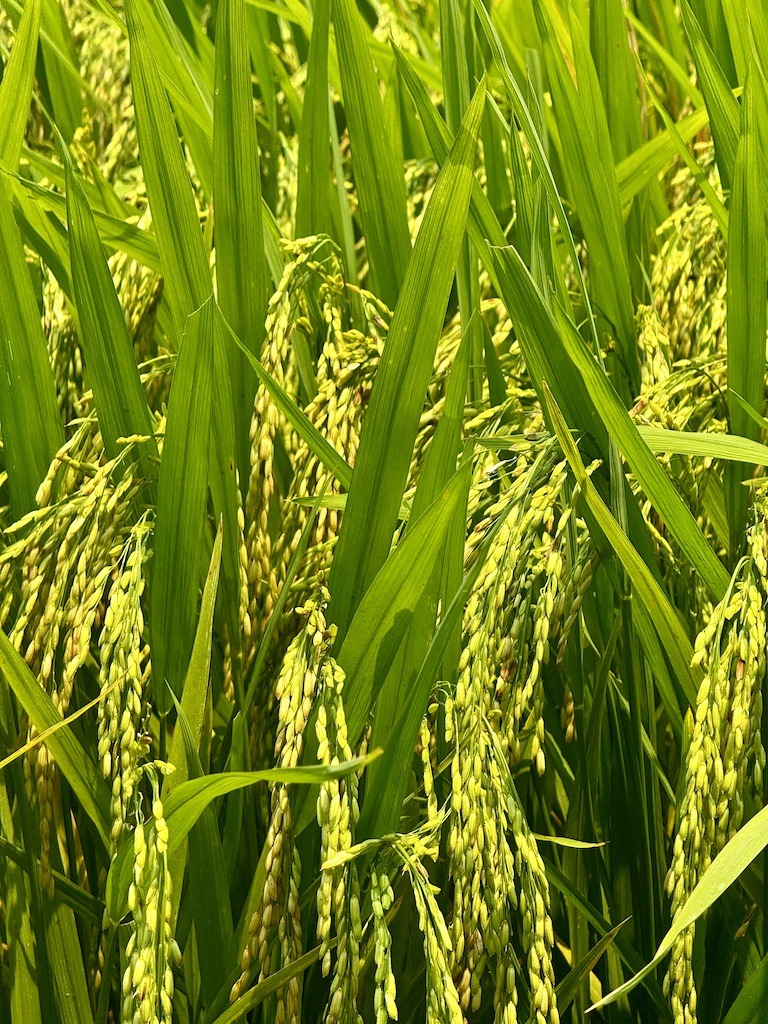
[0,0,42,170]
[331,0,411,307]
[328,78,486,639]
[725,65,767,552]
[63,147,158,477]
[213,0,267,484]
[126,0,211,339]
[150,299,215,712]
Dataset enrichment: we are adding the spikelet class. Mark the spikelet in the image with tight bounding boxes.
[419,713,439,824]
[0,421,142,893]
[316,646,363,1024]
[122,793,180,1024]
[556,548,599,673]
[506,781,558,1024]
[275,131,302,235]
[631,295,727,608]
[97,518,152,850]
[109,208,164,370]
[244,245,381,795]
[664,508,768,1024]
[486,456,578,766]
[446,444,574,1020]
[243,245,308,784]
[403,158,438,239]
[652,199,726,364]
[221,482,253,705]
[371,866,398,1024]
[393,833,464,1024]
[3,424,141,694]
[667,137,720,212]
[44,271,86,425]
[244,238,380,656]
[636,304,672,391]
[244,242,310,646]
[370,0,421,54]
[232,590,336,1020]
[275,326,378,609]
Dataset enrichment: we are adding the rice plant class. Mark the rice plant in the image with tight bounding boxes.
[1,0,768,1022]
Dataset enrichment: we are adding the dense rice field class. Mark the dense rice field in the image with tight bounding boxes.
[1,0,767,1022]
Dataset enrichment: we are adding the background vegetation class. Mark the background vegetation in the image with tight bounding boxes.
[0,0,767,1022]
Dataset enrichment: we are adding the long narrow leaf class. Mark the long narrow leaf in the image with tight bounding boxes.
[0,0,41,169]
[328,80,485,639]
[535,2,636,381]
[331,0,411,307]
[364,331,473,810]
[125,0,211,339]
[725,65,766,552]
[164,524,222,920]
[165,755,376,851]
[295,0,332,238]
[213,0,267,484]
[150,299,214,712]
[63,143,158,477]
[680,0,740,190]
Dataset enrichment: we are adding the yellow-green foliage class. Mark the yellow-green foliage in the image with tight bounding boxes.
[0,3,767,1024]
